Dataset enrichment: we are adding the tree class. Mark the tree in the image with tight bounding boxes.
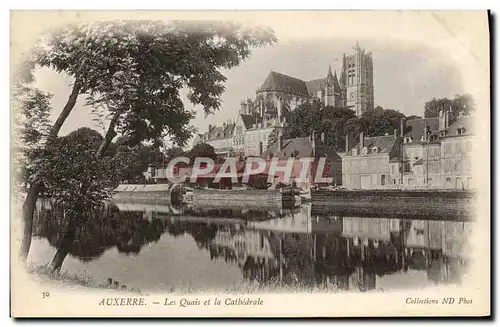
[267,127,281,148]
[186,143,217,162]
[285,100,323,139]
[16,20,277,264]
[114,144,163,184]
[424,94,475,120]
[359,107,406,137]
[285,101,358,152]
[35,127,117,271]
[321,106,357,152]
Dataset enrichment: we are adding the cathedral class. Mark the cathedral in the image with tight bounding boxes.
[195,43,374,157]
[240,42,374,119]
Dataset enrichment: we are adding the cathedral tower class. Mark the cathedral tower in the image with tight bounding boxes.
[323,65,343,107]
[341,42,374,116]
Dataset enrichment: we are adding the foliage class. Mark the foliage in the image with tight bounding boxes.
[12,83,53,195]
[113,142,164,183]
[34,20,277,148]
[424,94,475,120]
[37,128,117,212]
[267,127,281,148]
[186,142,217,162]
[285,102,410,152]
[358,106,406,138]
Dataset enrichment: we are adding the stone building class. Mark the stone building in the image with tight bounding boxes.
[342,132,401,189]
[195,42,374,156]
[342,111,475,190]
[440,114,474,189]
[263,132,343,189]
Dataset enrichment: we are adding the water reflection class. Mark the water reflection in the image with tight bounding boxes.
[30,198,473,292]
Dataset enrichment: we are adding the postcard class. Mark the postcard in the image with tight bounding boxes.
[10,10,490,317]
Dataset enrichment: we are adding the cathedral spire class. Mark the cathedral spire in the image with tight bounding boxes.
[333,70,340,91]
[326,64,334,86]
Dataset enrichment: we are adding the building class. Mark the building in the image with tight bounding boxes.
[263,132,343,189]
[195,42,374,156]
[392,113,448,186]
[440,114,474,189]
[251,42,374,117]
[342,132,401,189]
[342,111,475,190]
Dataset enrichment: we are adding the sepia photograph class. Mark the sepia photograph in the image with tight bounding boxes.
[9,10,490,317]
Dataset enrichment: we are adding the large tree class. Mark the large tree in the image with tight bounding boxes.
[359,106,406,138]
[15,20,277,263]
[424,94,475,120]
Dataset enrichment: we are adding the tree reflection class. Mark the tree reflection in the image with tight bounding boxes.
[33,202,168,261]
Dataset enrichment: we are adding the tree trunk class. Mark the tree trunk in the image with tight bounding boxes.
[19,181,41,262]
[48,79,81,139]
[96,112,120,158]
[19,78,81,263]
[49,112,120,270]
[50,215,77,272]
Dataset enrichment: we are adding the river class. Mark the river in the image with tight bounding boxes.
[27,198,473,293]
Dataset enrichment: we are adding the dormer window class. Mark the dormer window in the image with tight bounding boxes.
[352,148,358,156]
[362,147,368,155]
[372,146,379,153]
[457,127,466,135]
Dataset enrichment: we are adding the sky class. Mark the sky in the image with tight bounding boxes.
[30,16,468,148]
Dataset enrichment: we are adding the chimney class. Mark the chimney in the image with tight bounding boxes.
[321,132,325,143]
[278,132,283,151]
[445,110,449,128]
[400,118,405,137]
[360,131,364,150]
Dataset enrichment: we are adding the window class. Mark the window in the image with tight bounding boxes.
[362,147,368,155]
[381,175,386,185]
[352,148,358,156]
[372,147,379,153]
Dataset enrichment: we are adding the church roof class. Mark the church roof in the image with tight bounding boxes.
[257,71,310,97]
[240,114,256,129]
[305,78,326,95]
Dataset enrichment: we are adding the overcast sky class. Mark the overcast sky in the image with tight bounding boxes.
[31,19,467,148]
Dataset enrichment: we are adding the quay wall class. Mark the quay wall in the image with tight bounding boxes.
[111,184,173,203]
[311,189,476,221]
[192,189,282,209]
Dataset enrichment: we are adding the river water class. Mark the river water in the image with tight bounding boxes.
[28,199,474,293]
